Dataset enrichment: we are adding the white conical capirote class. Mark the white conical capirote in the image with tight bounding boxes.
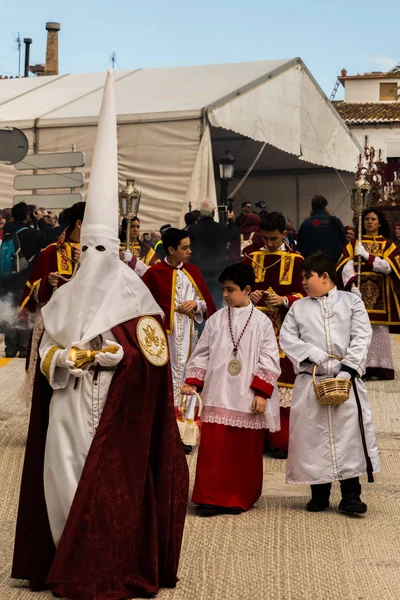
[81,69,118,238]
[42,70,163,348]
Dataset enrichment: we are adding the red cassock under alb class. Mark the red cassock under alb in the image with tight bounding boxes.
[192,422,266,511]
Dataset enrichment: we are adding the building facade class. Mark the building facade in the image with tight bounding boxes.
[333,69,400,166]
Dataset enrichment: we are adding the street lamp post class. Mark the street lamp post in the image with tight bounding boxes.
[218,150,235,224]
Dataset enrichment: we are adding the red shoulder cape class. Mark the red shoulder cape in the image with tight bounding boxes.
[142,261,216,332]
[12,317,189,599]
[20,240,79,313]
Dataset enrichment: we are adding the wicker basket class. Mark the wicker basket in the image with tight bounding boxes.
[312,355,352,406]
[175,391,202,446]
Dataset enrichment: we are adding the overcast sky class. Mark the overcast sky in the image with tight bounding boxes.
[1,0,399,99]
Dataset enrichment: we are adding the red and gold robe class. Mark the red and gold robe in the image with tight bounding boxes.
[20,236,79,312]
[243,244,304,387]
[337,236,400,326]
[243,244,304,451]
[121,241,158,267]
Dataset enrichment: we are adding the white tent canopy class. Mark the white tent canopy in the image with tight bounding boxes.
[0,58,360,228]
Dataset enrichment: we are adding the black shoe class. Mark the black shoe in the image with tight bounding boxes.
[218,506,244,515]
[18,353,27,359]
[271,448,288,460]
[5,353,16,358]
[307,498,329,512]
[197,504,217,517]
[338,494,367,514]
[182,443,192,455]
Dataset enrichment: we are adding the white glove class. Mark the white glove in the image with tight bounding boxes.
[56,347,74,369]
[355,242,369,261]
[336,371,352,380]
[123,250,133,263]
[351,286,362,298]
[308,348,329,366]
[94,340,124,367]
[55,347,89,378]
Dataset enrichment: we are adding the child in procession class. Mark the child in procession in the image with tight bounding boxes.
[280,252,381,514]
[181,263,281,517]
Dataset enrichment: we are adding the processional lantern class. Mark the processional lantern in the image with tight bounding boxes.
[118,178,141,249]
[350,142,374,289]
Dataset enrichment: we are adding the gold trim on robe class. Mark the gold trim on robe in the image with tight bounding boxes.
[42,345,63,382]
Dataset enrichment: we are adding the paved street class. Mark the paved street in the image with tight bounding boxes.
[0,334,400,600]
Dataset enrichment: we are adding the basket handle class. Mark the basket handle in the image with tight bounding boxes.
[312,354,342,386]
[174,390,202,419]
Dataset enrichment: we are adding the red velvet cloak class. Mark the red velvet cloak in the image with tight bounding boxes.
[142,261,216,333]
[12,316,189,599]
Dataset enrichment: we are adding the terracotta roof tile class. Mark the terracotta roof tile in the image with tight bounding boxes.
[333,101,400,124]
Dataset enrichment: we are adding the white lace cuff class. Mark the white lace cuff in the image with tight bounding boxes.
[185,367,206,382]
[253,367,278,385]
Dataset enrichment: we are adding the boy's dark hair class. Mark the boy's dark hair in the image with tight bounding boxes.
[219,263,255,290]
[241,201,250,209]
[162,228,189,254]
[12,202,29,222]
[311,195,328,212]
[184,211,198,227]
[259,211,286,233]
[300,251,337,284]
[66,201,85,234]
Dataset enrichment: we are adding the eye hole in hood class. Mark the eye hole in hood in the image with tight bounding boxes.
[95,245,106,252]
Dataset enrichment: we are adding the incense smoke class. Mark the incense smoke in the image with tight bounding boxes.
[0,294,35,332]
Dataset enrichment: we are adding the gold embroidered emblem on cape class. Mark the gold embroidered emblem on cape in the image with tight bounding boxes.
[137,316,168,366]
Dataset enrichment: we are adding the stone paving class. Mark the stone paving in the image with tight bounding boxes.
[0,334,400,600]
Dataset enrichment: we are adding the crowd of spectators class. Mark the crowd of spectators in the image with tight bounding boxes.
[1,193,393,359]
[0,202,58,357]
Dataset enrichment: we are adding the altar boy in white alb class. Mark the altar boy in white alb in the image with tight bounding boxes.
[280,252,380,514]
[182,263,281,517]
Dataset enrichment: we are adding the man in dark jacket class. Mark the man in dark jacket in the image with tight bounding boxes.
[0,202,57,357]
[297,195,347,264]
[189,207,237,308]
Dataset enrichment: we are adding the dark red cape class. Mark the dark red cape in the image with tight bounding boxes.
[12,317,189,599]
[142,261,216,332]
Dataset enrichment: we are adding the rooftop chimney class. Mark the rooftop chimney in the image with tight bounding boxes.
[23,38,32,78]
[45,22,60,76]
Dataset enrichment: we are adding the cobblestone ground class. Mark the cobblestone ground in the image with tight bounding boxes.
[1,334,400,600]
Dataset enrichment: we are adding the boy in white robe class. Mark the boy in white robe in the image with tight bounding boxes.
[280,252,381,514]
[142,228,216,454]
[181,263,281,517]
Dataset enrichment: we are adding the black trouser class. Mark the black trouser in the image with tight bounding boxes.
[5,325,30,357]
[3,298,30,357]
[310,477,361,501]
